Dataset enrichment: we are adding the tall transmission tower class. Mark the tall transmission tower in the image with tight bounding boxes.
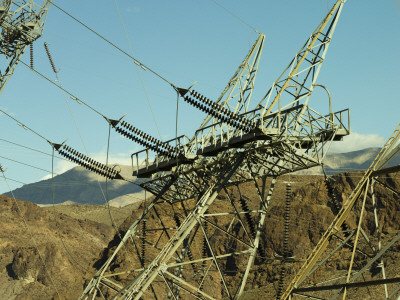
[0,0,53,96]
[281,123,400,300]
[80,1,350,299]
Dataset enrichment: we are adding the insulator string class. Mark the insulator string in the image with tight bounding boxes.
[30,42,34,69]
[54,144,123,181]
[44,42,58,73]
[20,60,177,157]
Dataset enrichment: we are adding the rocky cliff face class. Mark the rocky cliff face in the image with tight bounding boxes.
[90,171,400,299]
[1,170,399,299]
[0,195,114,299]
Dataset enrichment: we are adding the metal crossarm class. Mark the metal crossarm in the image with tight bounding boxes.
[0,0,53,97]
[80,1,351,299]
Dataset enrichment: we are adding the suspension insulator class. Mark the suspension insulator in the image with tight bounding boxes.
[5,29,11,56]
[202,221,209,266]
[115,126,174,158]
[64,145,114,173]
[188,89,257,130]
[276,266,286,300]
[44,42,57,73]
[239,197,256,240]
[55,145,122,180]
[117,121,180,156]
[30,43,33,69]
[141,219,147,265]
[173,213,199,274]
[239,196,267,258]
[325,178,351,237]
[283,184,291,257]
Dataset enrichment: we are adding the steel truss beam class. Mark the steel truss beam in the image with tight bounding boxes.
[0,0,53,96]
[282,123,400,300]
[80,1,350,298]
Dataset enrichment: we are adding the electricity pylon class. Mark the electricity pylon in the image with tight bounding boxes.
[281,123,400,300]
[0,0,52,96]
[80,1,349,299]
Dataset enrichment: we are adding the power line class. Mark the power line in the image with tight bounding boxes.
[0,137,66,161]
[112,0,162,139]
[0,154,55,174]
[50,1,177,89]
[209,0,259,33]
[20,60,108,119]
[0,108,51,144]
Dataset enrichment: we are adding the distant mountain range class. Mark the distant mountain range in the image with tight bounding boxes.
[4,165,145,206]
[4,147,400,206]
[322,147,400,174]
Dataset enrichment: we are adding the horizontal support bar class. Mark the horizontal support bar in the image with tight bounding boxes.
[371,164,400,177]
[293,277,400,293]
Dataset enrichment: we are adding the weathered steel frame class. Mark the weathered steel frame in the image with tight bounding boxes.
[282,123,400,300]
[0,0,52,96]
[81,1,351,298]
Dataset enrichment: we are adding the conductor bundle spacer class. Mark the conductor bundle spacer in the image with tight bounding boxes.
[54,143,122,180]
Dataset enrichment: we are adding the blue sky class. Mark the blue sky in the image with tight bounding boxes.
[0,0,399,194]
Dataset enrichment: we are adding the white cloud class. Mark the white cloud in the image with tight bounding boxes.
[329,132,385,153]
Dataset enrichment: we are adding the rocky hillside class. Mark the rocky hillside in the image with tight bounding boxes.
[1,170,399,299]
[0,195,114,299]
[4,148,400,206]
[88,170,400,299]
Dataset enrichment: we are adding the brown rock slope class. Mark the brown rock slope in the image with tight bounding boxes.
[0,195,114,299]
[90,171,400,299]
[1,170,399,299]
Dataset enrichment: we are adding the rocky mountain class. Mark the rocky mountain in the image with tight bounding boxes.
[324,147,400,174]
[1,169,399,299]
[291,147,400,175]
[88,171,400,299]
[0,195,114,299]
[3,148,400,207]
[4,165,145,206]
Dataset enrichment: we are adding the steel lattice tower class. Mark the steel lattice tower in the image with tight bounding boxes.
[0,0,53,96]
[281,123,400,300]
[80,1,350,299]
